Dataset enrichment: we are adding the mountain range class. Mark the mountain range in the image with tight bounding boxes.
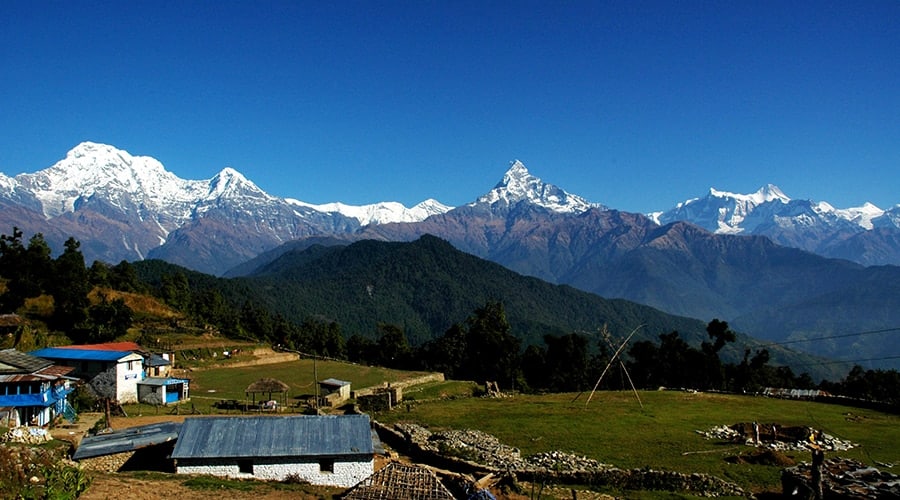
[2,142,899,368]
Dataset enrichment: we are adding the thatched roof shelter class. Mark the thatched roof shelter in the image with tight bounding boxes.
[245,377,290,409]
[343,462,456,500]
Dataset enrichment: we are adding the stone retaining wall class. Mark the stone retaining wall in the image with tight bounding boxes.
[79,451,135,472]
[353,373,445,398]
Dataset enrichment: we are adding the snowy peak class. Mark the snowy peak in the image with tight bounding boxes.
[205,166,270,200]
[473,160,602,213]
[16,141,191,218]
[708,183,791,205]
[288,198,453,226]
[656,184,886,233]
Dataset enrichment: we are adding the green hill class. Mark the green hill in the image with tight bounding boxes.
[134,235,837,379]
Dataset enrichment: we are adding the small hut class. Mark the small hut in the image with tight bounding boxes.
[245,377,289,411]
[343,462,456,500]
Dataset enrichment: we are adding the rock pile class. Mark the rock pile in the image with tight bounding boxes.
[782,457,900,499]
[697,423,857,452]
[386,422,749,497]
[527,450,609,472]
[1,426,52,445]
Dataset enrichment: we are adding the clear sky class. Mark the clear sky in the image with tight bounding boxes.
[2,0,898,213]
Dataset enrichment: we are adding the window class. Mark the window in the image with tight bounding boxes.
[319,459,334,473]
[237,460,253,474]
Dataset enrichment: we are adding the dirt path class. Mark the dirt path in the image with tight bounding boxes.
[80,474,337,500]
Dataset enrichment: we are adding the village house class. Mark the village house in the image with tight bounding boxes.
[0,349,77,427]
[318,377,351,406]
[30,342,189,405]
[170,414,376,487]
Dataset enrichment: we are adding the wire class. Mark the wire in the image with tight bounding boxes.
[758,327,900,348]
[792,354,900,368]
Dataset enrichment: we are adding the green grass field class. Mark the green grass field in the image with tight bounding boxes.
[377,388,900,496]
[128,358,435,415]
[118,358,899,497]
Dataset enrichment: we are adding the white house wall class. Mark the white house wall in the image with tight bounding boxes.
[176,456,373,487]
[115,353,144,404]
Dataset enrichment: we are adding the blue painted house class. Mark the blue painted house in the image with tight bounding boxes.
[31,342,189,406]
[0,349,76,427]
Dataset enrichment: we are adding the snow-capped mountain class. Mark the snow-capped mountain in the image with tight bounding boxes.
[287,198,452,226]
[652,184,892,233]
[0,142,446,273]
[651,185,900,265]
[650,184,791,234]
[471,160,604,214]
[3,142,900,274]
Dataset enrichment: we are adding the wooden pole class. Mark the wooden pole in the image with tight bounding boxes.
[585,325,644,407]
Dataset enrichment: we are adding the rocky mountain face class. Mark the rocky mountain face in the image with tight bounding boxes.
[318,171,898,368]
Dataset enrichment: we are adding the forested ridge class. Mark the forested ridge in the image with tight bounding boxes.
[1,227,897,404]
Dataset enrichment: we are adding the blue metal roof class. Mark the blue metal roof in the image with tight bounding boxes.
[73,421,182,460]
[138,377,188,386]
[170,414,373,460]
[146,353,170,367]
[30,348,134,362]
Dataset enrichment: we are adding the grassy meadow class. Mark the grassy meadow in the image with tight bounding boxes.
[377,388,900,495]
[115,351,899,497]
[126,357,435,415]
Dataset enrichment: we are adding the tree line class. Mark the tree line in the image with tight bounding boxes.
[2,228,898,406]
[0,228,135,344]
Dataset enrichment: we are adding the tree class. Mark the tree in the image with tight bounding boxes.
[49,237,91,334]
[418,323,467,377]
[543,333,591,392]
[701,319,736,391]
[375,323,412,368]
[0,229,52,312]
[160,272,191,310]
[346,334,375,364]
[461,301,522,389]
[85,294,134,343]
[240,301,274,340]
[520,344,547,391]
[300,317,346,359]
[109,260,143,292]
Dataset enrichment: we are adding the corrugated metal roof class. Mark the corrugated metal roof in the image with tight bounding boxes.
[0,349,53,374]
[73,421,182,460]
[30,347,137,362]
[320,378,350,387]
[146,353,170,367]
[170,414,373,460]
[138,377,188,387]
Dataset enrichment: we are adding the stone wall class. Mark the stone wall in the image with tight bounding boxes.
[176,456,373,487]
[352,373,444,398]
[80,451,135,472]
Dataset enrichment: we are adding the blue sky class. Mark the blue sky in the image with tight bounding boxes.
[2,1,898,213]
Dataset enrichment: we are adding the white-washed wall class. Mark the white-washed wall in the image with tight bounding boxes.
[116,354,144,404]
[176,456,374,487]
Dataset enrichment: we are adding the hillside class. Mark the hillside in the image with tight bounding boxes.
[136,235,839,380]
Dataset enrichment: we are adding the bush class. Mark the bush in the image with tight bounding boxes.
[0,444,91,499]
